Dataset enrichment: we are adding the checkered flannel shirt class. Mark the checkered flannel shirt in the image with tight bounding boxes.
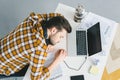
[0,12,62,80]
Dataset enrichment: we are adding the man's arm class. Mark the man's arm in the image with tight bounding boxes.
[30,48,67,80]
[26,12,63,23]
[30,50,50,80]
[48,49,67,73]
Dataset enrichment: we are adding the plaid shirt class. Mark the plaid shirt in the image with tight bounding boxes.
[0,12,62,80]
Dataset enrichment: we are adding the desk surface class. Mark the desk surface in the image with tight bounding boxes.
[54,3,118,80]
[23,3,118,80]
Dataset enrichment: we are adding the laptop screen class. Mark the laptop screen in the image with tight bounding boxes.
[87,22,102,56]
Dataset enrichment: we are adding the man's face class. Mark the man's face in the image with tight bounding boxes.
[49,28,67,45]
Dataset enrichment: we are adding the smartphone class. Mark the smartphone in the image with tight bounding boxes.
[70,75,84,80]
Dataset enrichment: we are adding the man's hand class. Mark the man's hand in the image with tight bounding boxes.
[48,49,67,72]
[47,45,55,52]
[54,49,67,62]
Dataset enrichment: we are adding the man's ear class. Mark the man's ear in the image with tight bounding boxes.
[51,27,58,35]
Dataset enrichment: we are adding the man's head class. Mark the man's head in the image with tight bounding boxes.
[43,16,72,45]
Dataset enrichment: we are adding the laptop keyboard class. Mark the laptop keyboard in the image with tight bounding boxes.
[76,31,87,55]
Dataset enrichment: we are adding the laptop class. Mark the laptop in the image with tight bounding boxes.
[67,22,102,57]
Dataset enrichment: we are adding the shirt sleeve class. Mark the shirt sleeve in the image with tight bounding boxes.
[38,13,63,21]
[24,12,63,24]
[30,47,50,80]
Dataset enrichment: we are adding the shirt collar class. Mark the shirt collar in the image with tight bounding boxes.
[41,26,51,45]
[42,25,48,39]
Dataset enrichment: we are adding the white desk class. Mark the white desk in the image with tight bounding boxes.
[54,3,118,80]
[23,3,118,80]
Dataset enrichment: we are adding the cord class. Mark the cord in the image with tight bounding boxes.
[63,56,87,71]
